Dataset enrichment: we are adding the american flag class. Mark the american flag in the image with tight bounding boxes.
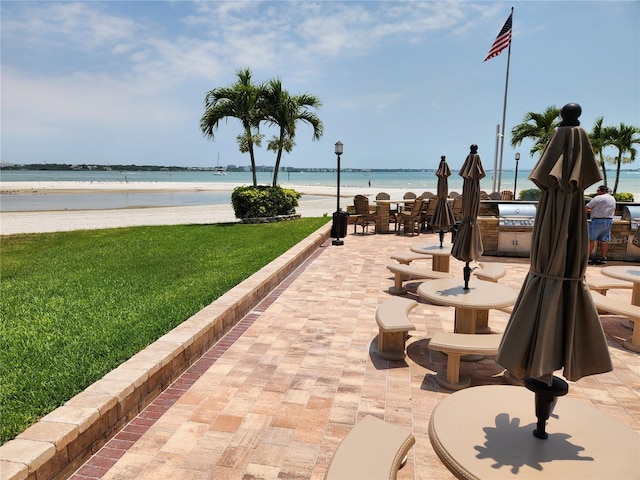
[483,13,512,62]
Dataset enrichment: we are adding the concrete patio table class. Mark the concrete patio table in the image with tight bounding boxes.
[417,278,518,334]
[410,244,452,273]
[601,265,640,306]
[601,265,640,351]
[430,385,639,480]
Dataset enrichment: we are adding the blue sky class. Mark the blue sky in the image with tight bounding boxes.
[2,1,638,172]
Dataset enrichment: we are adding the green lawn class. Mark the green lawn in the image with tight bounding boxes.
[0,218,329,443]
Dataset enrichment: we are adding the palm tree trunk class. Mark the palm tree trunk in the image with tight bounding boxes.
[598,153,607,186]
[272,131,286,187]
[614,152,622,194]
[272,149,284,187]
[246,127,258,187]
[249,151,258,186]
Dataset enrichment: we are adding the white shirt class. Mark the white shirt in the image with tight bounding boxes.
[587,193,615,219]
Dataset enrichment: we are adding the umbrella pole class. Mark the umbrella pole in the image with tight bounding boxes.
[438,230,445,248]
[524,376,569,439]
[463,262,471,290]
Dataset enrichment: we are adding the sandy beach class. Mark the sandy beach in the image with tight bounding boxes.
[0,181,412,235]
[0,180,411,197]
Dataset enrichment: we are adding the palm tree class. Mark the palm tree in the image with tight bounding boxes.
[200,68,265,187]
[589,117,615,186]
[510,106,561,157]
[263,79,323,187]
[607,123,640,193]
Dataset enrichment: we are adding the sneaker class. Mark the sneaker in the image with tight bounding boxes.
[597,258,607,265]
[588,258,599,265]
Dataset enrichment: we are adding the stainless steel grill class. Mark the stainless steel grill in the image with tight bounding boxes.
[497,204,537,228]
[622,205,640,230]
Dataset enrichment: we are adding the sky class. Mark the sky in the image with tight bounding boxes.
[1,0,639,173]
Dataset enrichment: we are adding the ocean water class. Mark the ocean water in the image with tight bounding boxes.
[1,169,637,212]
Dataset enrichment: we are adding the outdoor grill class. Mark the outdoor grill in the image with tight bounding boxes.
[622,205,640,230]
[622,205,640,259]
[496,203,537,228]
[495,203,537,256]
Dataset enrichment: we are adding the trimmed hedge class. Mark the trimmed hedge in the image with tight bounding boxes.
[612,192,634,202]
[584,191,634,202]
[231,185,301,219]
[518,189,541,201]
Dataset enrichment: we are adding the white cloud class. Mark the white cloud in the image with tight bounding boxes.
[2,2,137,49]
[2,68,190,137]
[1,1,637,169]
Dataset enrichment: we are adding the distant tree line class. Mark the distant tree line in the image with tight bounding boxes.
[0,163,444,174]
[0,164,209,172]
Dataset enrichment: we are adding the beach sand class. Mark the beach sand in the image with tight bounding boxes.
[0,181,412,235]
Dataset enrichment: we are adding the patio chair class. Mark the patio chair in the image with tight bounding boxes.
[501,190,514,200]
[395,197,425,236]
[401,191,417,212]
[353,195,377,234]
[421,197,437,231]
[489,192,502,200]
[420,191,435,200]
[451,195,463,222]
[448,191,460,198]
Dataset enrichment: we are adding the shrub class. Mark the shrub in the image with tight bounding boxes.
[584,191,634,202]
[231,185,301,219]
[518,189,541,201]
[613,192,634,202]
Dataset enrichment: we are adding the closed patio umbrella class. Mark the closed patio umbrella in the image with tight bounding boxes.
[431,155,456,248]
[451,144,486,289]
[496,104,612,438]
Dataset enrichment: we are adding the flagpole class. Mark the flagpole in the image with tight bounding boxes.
[492,124,500,192]
[496,6,514,194]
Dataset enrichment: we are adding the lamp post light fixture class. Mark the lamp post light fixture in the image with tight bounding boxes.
[332,141,344,246]
[513,152,520,200]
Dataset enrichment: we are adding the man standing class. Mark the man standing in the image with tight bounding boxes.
[586,185,616,265]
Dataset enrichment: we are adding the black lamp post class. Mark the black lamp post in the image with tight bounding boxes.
[332,141,344,246]
[513,152,520,200]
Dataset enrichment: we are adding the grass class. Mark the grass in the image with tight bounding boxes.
[0,218,329,443]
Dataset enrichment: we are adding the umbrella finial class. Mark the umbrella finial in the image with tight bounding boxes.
[469,144,478,154]
[560,103,581,126]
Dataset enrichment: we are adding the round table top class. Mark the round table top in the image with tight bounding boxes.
[601,265,640,284]
[417,278,518,310]
[410,244,452,256]
[429,385,639,480]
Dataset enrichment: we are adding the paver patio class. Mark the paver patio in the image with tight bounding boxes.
[70,228,640,480]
